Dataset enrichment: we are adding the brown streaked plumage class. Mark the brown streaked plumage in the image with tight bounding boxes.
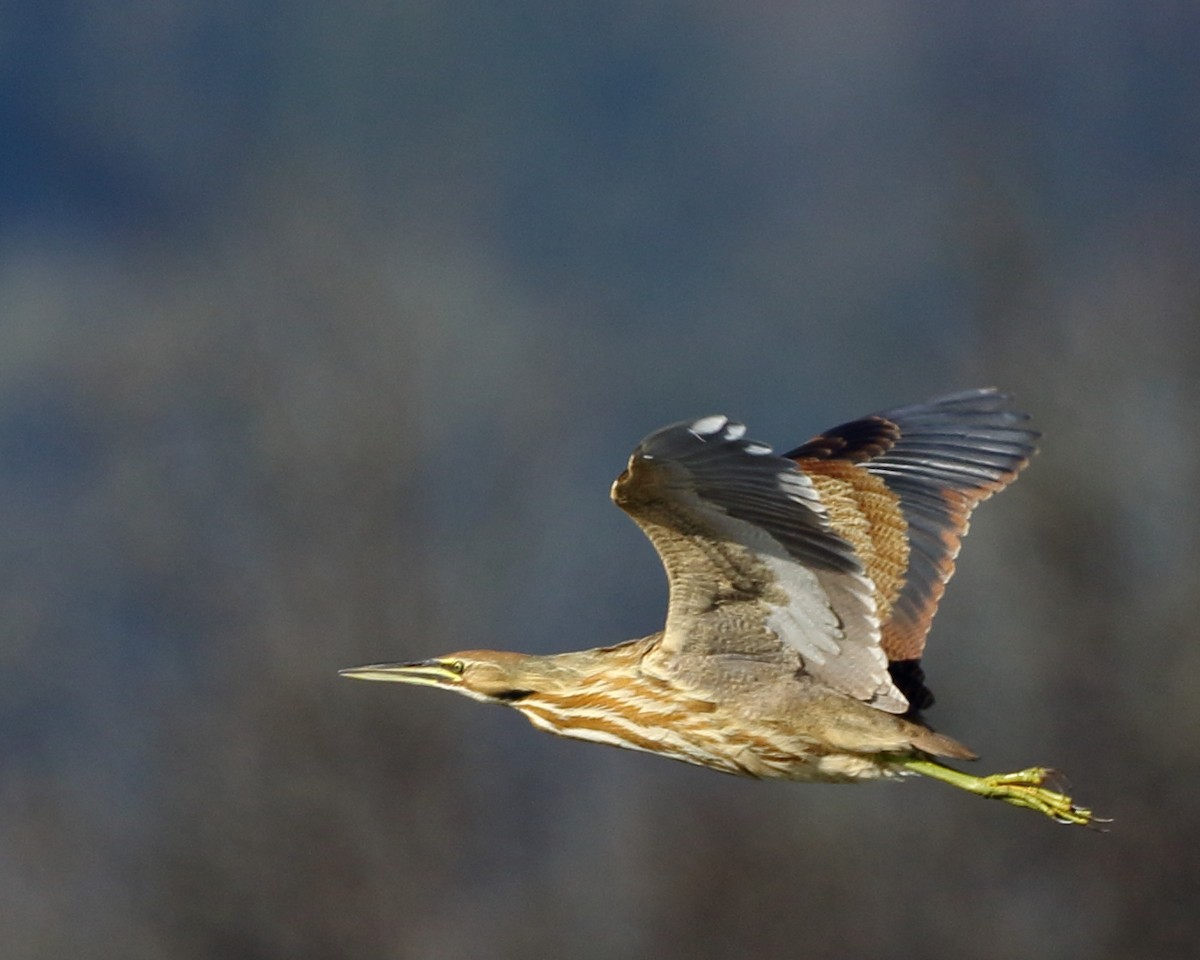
[343,389,1100,826]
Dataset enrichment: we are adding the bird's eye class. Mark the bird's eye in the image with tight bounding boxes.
[447,660,465,675]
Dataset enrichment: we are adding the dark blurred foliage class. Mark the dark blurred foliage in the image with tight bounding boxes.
[2,1,1200,958]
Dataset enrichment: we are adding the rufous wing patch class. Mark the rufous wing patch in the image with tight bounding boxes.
[786,389,1038,665]
[795,459,909,625]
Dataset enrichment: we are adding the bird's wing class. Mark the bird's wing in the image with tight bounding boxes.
[784,388,1037,700]
[612,414,905,711]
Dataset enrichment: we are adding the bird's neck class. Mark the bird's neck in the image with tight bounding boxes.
[514,634,660,696]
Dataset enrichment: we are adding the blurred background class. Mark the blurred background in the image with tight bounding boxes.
[3,1,1199,958]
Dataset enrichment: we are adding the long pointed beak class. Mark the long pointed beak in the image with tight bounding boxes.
[338,659,461,687]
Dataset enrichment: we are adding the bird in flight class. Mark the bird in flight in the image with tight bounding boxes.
[343,389,1098,826]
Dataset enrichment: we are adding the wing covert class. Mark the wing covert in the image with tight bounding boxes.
[612,415,907,711]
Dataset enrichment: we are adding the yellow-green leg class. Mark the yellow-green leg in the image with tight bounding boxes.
[898,758,1103,828]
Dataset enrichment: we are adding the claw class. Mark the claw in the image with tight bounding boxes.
[979,769,1089,824]
[899,758,1106,828]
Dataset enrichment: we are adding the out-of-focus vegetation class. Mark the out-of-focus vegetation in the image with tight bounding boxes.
[3,2,1199,958]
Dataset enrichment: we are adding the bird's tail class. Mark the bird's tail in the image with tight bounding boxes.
[909,727,978,760]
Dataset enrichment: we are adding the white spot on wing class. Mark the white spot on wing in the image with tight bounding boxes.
[722,422,747,440]
[744,442,773,455]
[689,415,727,437]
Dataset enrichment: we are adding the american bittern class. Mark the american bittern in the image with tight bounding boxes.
[343,389,1098,826]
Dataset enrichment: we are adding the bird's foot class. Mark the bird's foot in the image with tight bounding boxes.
[898,758,1107,828]
[976,767,1097,826]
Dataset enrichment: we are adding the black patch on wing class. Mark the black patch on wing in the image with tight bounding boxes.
[785,414,901,462]
[635,418,861,575]
[887,658,934,718]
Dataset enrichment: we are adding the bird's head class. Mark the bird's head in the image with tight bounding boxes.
[339,649,536,704]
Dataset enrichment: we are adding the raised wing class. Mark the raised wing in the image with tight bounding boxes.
[612,414,907,712]
[785,388,1037,710]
